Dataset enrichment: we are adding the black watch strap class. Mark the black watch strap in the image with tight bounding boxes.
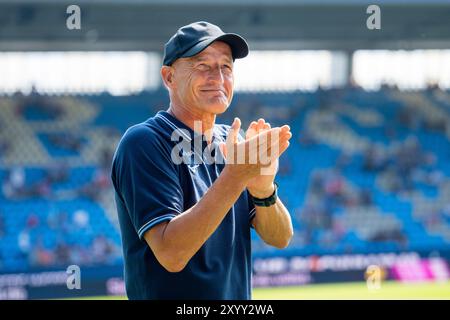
[250,183,278,207]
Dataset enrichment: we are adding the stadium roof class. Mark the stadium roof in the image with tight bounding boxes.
[0,0,449,52]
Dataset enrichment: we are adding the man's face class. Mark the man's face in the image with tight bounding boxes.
[170,41,234,115]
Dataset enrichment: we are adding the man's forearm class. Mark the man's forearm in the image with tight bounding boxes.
[145,166,247,272]
[252,199,293,249]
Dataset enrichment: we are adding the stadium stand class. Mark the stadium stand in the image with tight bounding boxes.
[0,86,449,272]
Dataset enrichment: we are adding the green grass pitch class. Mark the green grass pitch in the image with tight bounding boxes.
[71,280,450,300]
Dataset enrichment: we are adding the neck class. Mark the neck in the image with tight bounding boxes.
[168,102,216,143]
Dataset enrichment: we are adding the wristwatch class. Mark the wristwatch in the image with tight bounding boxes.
[250,183,278,207]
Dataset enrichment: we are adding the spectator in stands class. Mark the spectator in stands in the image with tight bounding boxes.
[2,167,26,199]
[426,81,441,94]
[397,107,422,131]
[424,169,445,188]
[359,189,373,207]
[298,203,316,245]
[382,165,403,193]
[324,169,345,200]
[73,209,90,229]
[91,235,119,265]
[69,244,90,266]
[363,144,387,172]
[424,117,447,134]
[332,219,346,240]
[424,207,442,228]
[375,134,443,195]
[29,237,54,267]
[54,240,71,266]
[17,229,31,264]
[316,84,329,110]
[319,222,346,249]
[0,139,11,158]
[100,147,114,171]
[33,179,52,198]
[310,171,324,195]
[0,211,5,238]
[79,167,111,201]
[57,211,71,235]
[71,209,96,244]
[2,166,57,200]
[299,198,334,243]
[395,136,426,192]
[370,227,408,248]
[48,132,83,152]
[45,162,69,184]
[17,85,64,120]
[26,212,40,229]
[0,139,6,153]
[95,168,112,190]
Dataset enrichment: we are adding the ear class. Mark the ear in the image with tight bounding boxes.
[161,66,175,89]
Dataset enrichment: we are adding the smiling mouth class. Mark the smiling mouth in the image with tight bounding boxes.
[201,90,227,99]
[200,89,226,94]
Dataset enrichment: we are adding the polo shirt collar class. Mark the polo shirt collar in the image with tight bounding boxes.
[156,110,225,144]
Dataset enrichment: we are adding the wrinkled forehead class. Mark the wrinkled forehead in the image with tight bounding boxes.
[184,41,234,65]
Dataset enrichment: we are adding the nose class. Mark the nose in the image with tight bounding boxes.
[208,65,224,84]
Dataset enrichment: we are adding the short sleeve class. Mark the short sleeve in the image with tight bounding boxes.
[111,125,184,240]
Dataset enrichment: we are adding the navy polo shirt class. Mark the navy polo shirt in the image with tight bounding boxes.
[111,110,256,300]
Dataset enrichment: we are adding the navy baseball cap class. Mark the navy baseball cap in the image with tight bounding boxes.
[163,21,249,66]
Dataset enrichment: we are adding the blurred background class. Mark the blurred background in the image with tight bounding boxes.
[0,0,450,299]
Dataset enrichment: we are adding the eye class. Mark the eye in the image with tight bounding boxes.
[222,64,233,72]
[197,63,209,71]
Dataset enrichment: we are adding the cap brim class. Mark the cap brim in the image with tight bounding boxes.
[181,33,249,61]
